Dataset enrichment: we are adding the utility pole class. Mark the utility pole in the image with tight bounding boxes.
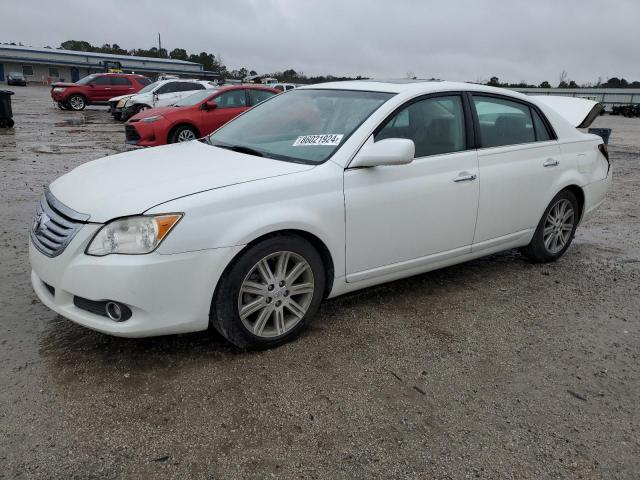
[158,33,162,57]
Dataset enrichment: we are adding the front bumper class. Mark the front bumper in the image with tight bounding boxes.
[125,120,166,147]
[30,225,244,337]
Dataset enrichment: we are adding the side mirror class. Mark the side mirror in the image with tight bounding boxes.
[204,100,218,110]
[350,138,415,168]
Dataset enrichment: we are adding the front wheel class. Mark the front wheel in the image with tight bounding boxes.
[521,190,580,263]
[211,235,325,349]
[67,94,86,111]
[169,125,198,143]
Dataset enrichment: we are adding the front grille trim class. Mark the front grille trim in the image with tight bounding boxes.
[30,190,90,258]
[125,124,141,142]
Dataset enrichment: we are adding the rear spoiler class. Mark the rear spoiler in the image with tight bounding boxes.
[531,96,604,129]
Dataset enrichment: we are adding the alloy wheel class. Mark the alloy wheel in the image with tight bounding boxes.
[543,198,575,254]
[238,251,315,338]
[69,96,85,110]
[177,129,196,142]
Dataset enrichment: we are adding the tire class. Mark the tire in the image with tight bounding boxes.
[67,94,86,111]
[169,125,198,143]
[211,235,326,349]
[112,112,122,121]
[521,189,580,263]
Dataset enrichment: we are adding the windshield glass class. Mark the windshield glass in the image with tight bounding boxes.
[137,81,161,94]
[77,74,99,85]
[208,89,393,164]
[174,89,218,107]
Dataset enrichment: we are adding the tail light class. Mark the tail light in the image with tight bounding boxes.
[598,144,610,173]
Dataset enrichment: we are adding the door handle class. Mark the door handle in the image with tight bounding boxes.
[453,173,477,183]
[543,158,559,167]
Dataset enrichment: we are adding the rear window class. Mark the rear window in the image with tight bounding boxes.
[111,77,132,86]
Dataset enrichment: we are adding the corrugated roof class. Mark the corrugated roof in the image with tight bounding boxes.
[0,44,199,65]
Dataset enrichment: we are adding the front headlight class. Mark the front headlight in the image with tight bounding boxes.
[141,115,162,123]
[53,87,66,93]
[116,99,126,108]
[86,214,182,256]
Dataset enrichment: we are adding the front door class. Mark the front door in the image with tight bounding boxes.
[344,94,479,282]
[200,89,248,134]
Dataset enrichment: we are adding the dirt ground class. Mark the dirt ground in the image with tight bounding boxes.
[0,86,638,479]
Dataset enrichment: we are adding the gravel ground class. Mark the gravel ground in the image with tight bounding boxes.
[0,86,638,479]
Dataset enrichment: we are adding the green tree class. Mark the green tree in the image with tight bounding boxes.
[539,81,551,88]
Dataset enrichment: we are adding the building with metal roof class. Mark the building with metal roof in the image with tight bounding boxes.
[0,44,219,84]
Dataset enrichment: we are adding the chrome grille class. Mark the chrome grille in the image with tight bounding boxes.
[30,190,89,257]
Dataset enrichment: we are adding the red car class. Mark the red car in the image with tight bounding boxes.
[125,85,279,146]
[51,73,151,111]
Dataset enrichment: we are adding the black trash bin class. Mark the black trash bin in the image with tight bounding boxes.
[588,127,611,145]
[0,90,15,128]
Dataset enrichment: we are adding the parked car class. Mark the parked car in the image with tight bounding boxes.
[29,81,610,349]
[51,73,151,111]
[109,79,217,121]
[7,72,27,86]
[125,85,278,146]
[272,83,296,92]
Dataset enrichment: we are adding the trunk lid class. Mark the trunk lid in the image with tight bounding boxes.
[531,96,604,128]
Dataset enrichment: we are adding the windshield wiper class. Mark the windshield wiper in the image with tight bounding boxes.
[214,143,264,158]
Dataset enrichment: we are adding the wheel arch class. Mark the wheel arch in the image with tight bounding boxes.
[561,184,585,220]
[216,229,335,301]
[167,122,201,143]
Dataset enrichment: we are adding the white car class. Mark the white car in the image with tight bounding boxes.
[272,83,296,92]
[108,79,217,121]
[30,80,611,349]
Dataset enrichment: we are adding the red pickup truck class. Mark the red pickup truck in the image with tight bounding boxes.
[51,73,151,111]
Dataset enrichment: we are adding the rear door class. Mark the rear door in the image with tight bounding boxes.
[470,94,562,246]
[173,82,206,103]
[153,81,183,107]
[110,76,135,97]
[247,88,277,107]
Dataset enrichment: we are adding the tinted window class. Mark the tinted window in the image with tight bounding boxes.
[179,82,205,91]
[111,77,132,86]
[375,95,466,157]
[285,85,295,91]
[248,89,276,106]
[532,109,552,141]
[91,76,112,86]
[473,96,535,147]
[22,65,34,76]
[156,82,180,94]
[216,90,247,108]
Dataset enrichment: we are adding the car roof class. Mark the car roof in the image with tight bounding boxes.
[297,79,532,101]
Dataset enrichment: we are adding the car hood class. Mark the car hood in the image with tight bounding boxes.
[49,141,315,223]
[129,105,183,121]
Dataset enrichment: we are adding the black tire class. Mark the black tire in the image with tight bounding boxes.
[67,94,86,111]
[211,235,326,350]
[112,112,122,121]
[169,124,198,143]
[520,189,580,263]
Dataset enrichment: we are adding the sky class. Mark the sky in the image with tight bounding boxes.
[3,0,640,84]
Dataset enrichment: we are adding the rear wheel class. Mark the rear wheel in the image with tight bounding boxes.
[521,190,580,263]
[67,94,86,111]
[169,125,198,143]
[211,235,325,349]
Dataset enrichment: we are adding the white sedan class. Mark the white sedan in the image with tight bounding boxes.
[29,80,611,349]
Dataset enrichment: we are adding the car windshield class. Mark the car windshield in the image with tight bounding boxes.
[137,81,161,94]
[174,89,218,107]
[77,74,99,85]
[10,72,24,78]
[207,89,394,164]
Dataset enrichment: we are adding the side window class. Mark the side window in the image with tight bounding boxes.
[248,89,276,106]
[156,82,179,94]
[111,77,132,86]
[532,109,552,141]
[138,77,152,86]
[91,75,112,85]
[285,85,295,91]
[180,82,204,91]
[472,96,535,147]
[274,85,284,92]
[375,95,466,158]
[216,90,247,108]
